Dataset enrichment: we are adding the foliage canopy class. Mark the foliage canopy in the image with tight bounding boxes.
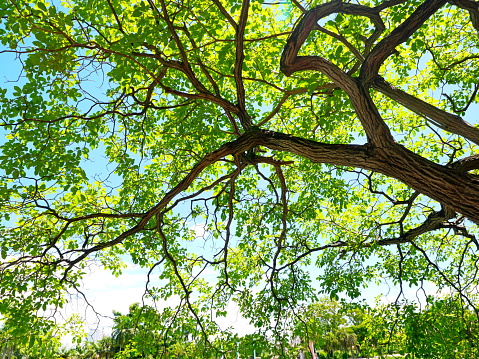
[1,0,479,353]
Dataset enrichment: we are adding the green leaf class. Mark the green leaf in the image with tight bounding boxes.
[37,2,46,11]
[28,335,35,348]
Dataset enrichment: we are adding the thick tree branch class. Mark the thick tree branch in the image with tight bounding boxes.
[234,0,252,130]
[280,2,396,146]
[280,2,345,78]
[260,130,371,167]
[376,205,456,246]
[360,0,448,85]
[448,154,479,172]
[373,77,479,145]
[259,130,479,223]
[449,0,479,31]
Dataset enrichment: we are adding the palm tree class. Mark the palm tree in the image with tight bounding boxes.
[111,304,140,353]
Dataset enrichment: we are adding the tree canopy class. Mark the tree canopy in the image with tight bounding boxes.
[1,0,479,353]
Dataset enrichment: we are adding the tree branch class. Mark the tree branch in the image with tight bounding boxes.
[61,130,264,268]
[211,0,238,31]
[280,1,395,146]
[373,76,479,145]
[360,0,448,85]
[448,154,479,172]
[449,0,479,31]
[234,0,252,130]
[259,130,479,223]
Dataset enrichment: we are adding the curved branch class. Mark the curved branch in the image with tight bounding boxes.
[280,1,395,145]
[280,1,348,78]
[376,205,456,246]
[61,126,479,272]
[360,0,448,85]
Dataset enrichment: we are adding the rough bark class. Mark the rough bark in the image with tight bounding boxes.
[278,0,479,224]
[373,77,479,145]
[255,130,479,224]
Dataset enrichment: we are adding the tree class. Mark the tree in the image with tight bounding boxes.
[293,298,343,354]
[0,321,65,359]
[1,0,479,352]
[109,303,225,359]
[351,295,479,358]
[352,302,407,358]
[111,304,141,353]
[292,298,358,358]
[402,295,479,358]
